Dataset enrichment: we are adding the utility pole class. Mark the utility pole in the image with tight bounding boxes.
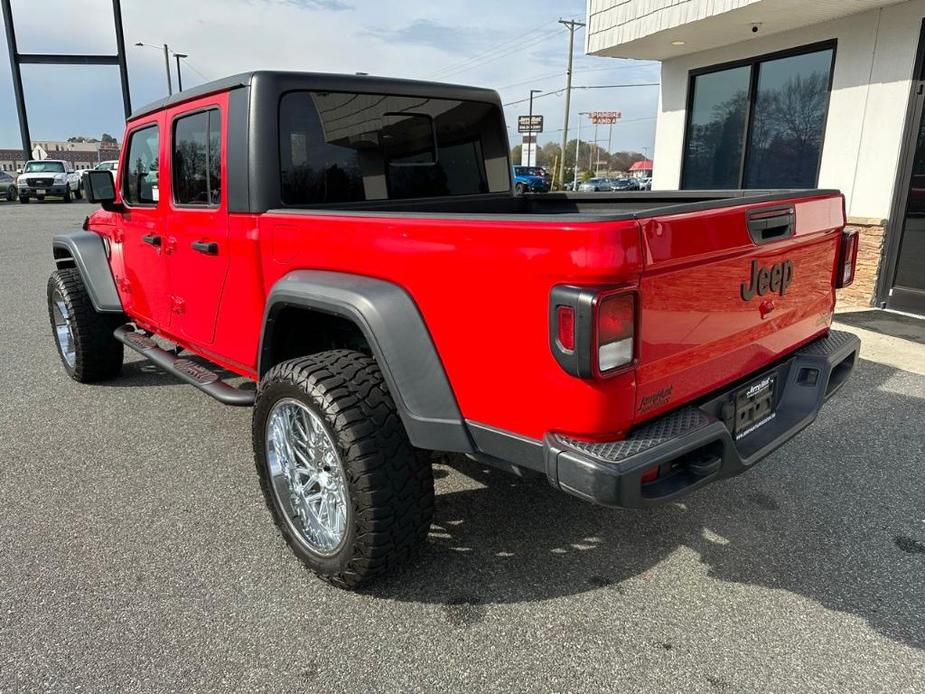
[607,122,614,175]
[135,42,172,95]
[527,89,541,167]
[174,53,187,91]
[591,122,598,174]
[557,19,585,190]
[574,112,588,190]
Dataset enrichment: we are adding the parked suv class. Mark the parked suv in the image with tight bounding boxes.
[79,160,119,196]
[513,166,550,194]
[52,71,860,588]
[18,160,81,203]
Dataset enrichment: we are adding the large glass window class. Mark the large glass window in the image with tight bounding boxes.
[123,125,160,206]
[172,109,222,206]
[279,91,511,205]
[682,43,834,190]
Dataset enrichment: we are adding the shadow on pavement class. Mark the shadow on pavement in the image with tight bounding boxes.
[368,358,925,651]
[837,310,925,345]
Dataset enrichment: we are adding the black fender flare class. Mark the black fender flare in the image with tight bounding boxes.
[259,270,473,453]
[52,231,123,314]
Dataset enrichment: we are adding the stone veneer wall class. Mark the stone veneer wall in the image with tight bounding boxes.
[836,218,886,307]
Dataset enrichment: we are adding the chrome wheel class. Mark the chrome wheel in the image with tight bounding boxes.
[51,289,76,367]
[266,399,349,556]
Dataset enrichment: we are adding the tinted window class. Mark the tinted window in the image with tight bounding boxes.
[279,91,510,205]
[682,66,749,189]
[743,50,833,188]
[173,109,222,206]
[682,45,833,189]
[123,125,160,205]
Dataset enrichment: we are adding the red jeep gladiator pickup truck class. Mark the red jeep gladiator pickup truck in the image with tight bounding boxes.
[49,71,860,588]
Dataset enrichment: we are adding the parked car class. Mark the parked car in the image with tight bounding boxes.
[578,176,619,192]
[638,177,652,190]
[17,160,81,203]
[56,70,859,589]
[610,178,639,191]
[0,170,17,201]
[513,165,550,194]
[79,160,119,195]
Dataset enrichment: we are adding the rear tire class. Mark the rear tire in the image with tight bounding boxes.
[253,350,434,589]
[47,268,124,382]
[19,195,28,204]
[5,186,13,201]
[74,183,83,200]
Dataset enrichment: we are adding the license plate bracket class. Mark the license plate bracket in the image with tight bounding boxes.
[734,373,777,440]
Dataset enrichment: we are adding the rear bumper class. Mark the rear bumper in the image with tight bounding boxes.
[545,330,860,508]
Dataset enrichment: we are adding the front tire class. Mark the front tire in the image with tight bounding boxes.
[19,195,28,204]
[62,187,72,203]
[253,350,434,589]
[74,183,83,200]
[47,268,124,382]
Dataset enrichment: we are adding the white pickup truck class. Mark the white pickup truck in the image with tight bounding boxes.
[17,160,82,203]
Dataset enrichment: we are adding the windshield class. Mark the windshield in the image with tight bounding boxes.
[24,161,65,173]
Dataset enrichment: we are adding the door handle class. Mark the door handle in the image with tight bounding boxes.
[191,241,219,255]
[142,234,161,247]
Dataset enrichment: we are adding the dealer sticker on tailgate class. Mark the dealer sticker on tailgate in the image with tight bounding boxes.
[734,374,777,440]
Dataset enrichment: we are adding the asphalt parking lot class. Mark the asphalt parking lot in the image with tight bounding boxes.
[1,201,924,693]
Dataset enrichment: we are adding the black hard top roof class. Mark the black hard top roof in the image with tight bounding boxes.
[128,70,502,121]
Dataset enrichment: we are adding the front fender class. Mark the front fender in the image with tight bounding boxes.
[52,231,122,313]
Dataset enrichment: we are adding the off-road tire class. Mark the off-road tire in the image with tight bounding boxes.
[253,350,434,589]
[47,268,124,382]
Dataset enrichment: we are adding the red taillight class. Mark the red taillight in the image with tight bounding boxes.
[556,305,576,351]
[837,229,859,288]
[596,293,635,372]
[641,467,659,484]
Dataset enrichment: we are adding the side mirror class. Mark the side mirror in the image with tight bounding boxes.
[85,170,122,212]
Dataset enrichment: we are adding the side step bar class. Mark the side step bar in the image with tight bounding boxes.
[114,326,256,407]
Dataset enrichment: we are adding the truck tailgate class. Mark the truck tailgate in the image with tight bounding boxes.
[634,193,844,423]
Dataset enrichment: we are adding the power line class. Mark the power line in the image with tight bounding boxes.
[425,20,560,79]
[179,57,209,82]
[502,82,660,107]
[429,29,561,80]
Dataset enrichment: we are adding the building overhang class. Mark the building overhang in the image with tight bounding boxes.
[587,0,907,61]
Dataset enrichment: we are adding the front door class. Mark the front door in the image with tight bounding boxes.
[164,98,229,346]
[887,23,925,315]
[117,120,169,328]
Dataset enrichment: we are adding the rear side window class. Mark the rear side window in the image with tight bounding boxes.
[173,109,222,206]
[123,125,160,206]
[279,91,510,205]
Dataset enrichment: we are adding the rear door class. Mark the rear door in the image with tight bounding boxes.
[116,119,170,328]
[633,193,843,422]
[164,94,229,345]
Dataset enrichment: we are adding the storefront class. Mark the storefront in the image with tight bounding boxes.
[587,0,925,315]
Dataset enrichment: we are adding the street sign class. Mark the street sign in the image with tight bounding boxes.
[518,115,544,133]
[589,111,621,125]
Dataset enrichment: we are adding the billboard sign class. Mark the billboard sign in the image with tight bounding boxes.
[518,115,544,133]
[589,111,621,125]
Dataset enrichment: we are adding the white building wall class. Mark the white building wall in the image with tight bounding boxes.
[651,0,925,220]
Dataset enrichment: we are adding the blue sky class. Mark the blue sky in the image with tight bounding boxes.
[0,0,660,154]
